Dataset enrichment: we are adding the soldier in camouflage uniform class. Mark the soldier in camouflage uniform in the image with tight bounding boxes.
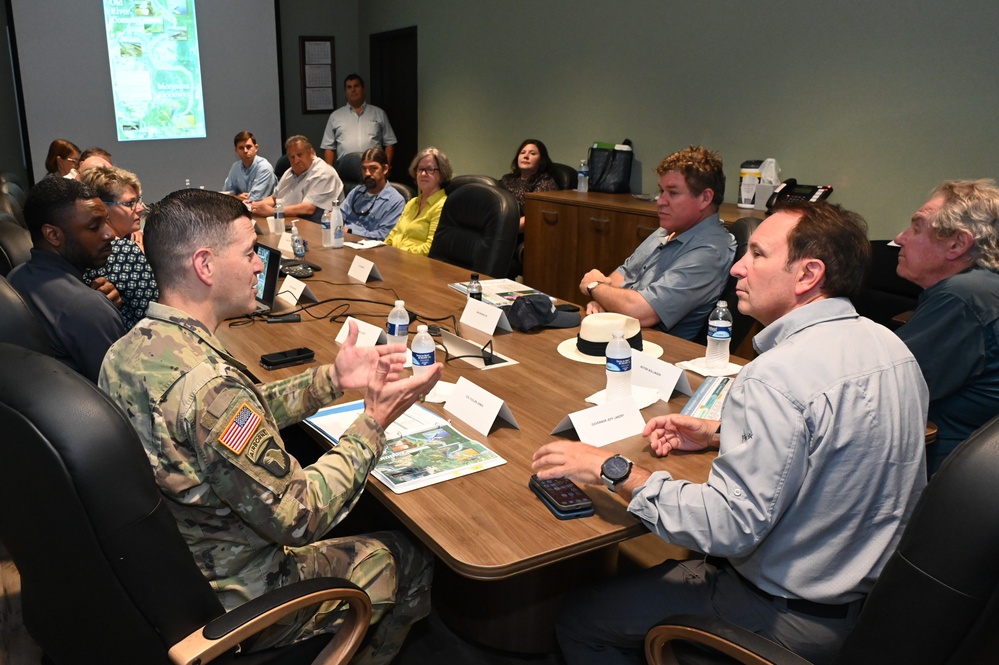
[99,189,442,663]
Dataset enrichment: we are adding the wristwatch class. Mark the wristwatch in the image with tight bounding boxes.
[601,454,633,493]
[586,280,602,296]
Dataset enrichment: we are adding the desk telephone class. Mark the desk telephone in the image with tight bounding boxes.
[766,178,833,211]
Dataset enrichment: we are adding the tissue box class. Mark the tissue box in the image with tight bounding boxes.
[754,184,775,211]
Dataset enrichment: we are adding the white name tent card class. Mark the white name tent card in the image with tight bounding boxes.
[632,351,693,397]
[551,400,645,447]
[277,232,294,257]
[276,275,318,308]
[347,255,383,283]
[459,297,512,335]
[334,316,386,347]
[444,376,519,436]
[439,330,517,370]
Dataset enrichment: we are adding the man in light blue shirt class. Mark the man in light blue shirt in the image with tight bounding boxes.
[580,146,735,340]
[223,131,277,203]
[340,148,405,240]
[321,74,397,166]
[536,202,928,664]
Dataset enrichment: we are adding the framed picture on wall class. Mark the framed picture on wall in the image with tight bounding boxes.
[300,36,335,113]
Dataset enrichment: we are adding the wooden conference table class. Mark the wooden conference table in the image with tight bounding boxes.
[216,220,743,652]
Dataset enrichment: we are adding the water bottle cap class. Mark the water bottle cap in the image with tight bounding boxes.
[612,329,624,338]
[395,300,404,307]
[471,273,479,280]
[716,300,727,307]
[417,325,428,333]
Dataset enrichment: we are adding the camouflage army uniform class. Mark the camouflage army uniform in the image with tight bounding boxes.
[99,302,432,663]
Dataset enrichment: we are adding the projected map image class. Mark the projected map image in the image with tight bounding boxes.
[103,0,206,141]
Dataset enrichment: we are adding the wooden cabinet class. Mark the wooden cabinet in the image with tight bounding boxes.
[524,190,759,304]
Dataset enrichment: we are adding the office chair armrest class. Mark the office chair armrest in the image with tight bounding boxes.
[168,577,372,665]
[645,614,812,665]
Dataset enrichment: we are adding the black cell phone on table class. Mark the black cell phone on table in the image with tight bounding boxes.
[529,475,594,520]
[260,347,315,370]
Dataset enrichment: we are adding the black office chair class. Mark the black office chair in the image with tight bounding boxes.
[274,154,291,179]
[694,217,759,349]
[1,173,27,207]
[0,214,31,276]
[334,152,364,195]
[0,343,372,665]
[444,174,499,196]
[725,217,760,348]
[645,414,999,665]
[428,183,520,278]
[0,188,26,228]
[391,181,416,202]
[549,162,578,190]
[853,240,923,330]
[0,275,51,354]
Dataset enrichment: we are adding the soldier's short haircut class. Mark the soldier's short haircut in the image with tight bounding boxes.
[144,189,250,291]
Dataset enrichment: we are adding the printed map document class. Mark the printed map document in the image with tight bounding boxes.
[448,278,544,308]
[303,400,506,493]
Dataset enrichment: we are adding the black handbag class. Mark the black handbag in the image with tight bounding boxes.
[587,139,634,193]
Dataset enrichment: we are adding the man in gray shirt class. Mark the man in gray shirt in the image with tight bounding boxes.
[536,201,928,664]
[579,145,735,340]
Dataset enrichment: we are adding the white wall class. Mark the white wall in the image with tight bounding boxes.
[354,0,999,239]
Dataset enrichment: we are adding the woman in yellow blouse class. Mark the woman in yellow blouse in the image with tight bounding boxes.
[384,146,453,255]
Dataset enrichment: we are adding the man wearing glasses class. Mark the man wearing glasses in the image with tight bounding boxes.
[339,148,405,240]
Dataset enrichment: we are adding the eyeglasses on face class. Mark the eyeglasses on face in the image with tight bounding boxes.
[417,167,439,175]
[106,198,143,210]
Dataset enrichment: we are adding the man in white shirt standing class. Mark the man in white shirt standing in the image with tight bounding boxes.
[321,74,397,166]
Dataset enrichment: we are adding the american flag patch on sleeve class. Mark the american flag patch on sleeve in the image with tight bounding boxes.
[218,403,262,455]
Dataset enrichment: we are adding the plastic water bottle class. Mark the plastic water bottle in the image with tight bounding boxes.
[605,330,632,401]
[577,160,589,193]
[321,209,334,248]
[705,300,734,371]
[468,273,483,301]
[331,205,344,249]
[386,300,409,346]
[290,221,306,259]
[411,325,436,377]
[274,198,285,228]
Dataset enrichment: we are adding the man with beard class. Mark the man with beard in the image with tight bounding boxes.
[339,148,406,240]
[8,176,124,381]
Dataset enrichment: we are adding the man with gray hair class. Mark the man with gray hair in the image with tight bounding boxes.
[252,135,343,222]
[894,178,999,474]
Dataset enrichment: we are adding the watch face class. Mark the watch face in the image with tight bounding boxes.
[603,455,630,481]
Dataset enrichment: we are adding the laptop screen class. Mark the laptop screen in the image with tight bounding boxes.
[254,242,281,311]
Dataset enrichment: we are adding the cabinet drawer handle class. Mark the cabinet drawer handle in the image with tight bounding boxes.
[590,217,610,224]
[541,210,559,224]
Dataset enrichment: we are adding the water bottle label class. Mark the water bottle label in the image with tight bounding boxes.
[321,219,330,230]
[412,350,435,367]
[334,225,343,239]
[387,322,408,337]
[606,357,631,373]
[708,322,732,339]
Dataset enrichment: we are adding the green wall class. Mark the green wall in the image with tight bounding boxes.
[350,0,999,239]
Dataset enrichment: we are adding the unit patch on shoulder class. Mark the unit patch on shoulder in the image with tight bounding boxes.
[218,402,262,455]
